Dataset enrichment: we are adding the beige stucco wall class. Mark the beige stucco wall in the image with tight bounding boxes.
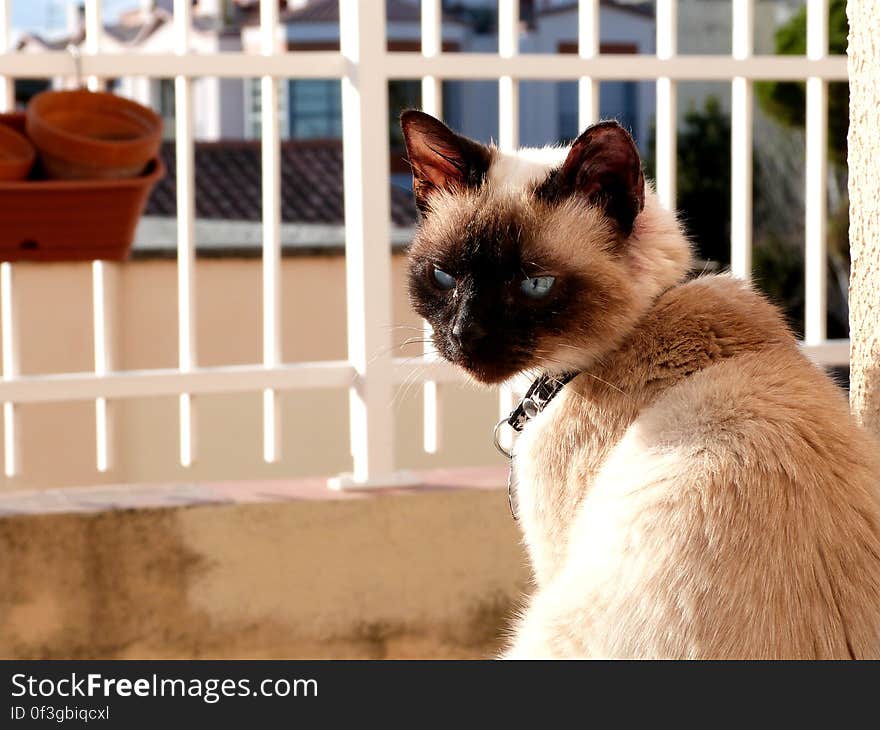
[848,0,880,437]
[0,254,504,492]
[0,484,530,659]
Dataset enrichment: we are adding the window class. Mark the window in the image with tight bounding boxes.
[288,80,342,139]
[246,78,290,140]
[389,80,420,148]
[14,79,50,108]
[557,80,578,142]
[277,41,460,144]
[600,81,638,136]
[556,42,641,144]
[159,79,174,118]
[557,80,639,142]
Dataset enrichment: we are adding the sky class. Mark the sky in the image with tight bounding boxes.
[11,0,138,35]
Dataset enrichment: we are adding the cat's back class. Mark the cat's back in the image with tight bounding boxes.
[573,275,880,658]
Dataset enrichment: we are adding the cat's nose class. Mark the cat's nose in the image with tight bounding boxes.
[451,320,487,353]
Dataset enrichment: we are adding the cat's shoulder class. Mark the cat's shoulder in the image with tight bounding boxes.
[632,322,873,480]
[655,272,797,348]
[660,272,781,317]
[630,273,868,463]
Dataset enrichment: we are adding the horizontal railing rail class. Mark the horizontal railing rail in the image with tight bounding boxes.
[0,52,848,81]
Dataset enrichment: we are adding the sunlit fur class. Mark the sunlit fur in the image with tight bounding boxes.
[405,121,880,659]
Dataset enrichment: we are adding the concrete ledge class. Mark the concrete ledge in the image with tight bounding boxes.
[0,468,530,659]
[0,467,509,516]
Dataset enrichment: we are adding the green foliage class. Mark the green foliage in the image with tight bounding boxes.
[676,97,733,266]
[647,96,732,267]
[752,234,805,337]
[643,5,852,343]
[755,0,849,165]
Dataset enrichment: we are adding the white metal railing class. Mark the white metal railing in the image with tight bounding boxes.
[804,0,829,347]
[496,0,518,453]
[655,0,676,211]
[730,0,754,279]
[260,0,283,465]
[0,0,850,486]
[174,0,197,469]
[421,0,443,456]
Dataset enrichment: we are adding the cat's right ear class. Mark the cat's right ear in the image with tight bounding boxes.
[400,110,491,213]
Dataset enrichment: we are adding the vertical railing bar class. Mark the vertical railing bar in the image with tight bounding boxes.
[497,0,519,450]
[498,0,519,151]
[0,264,19,478]
[332,0,396,487]
[85,0,115,473]
[655,0,677,211]
[0,0,19,478]
[804,0,828,346]
[730,0,754,279]
[578,0,600,130]
[420,0,443,455]
[174,0,197,466]
[420,0,443,117]
[91,262,116,472]
[84,0,102,91]
[260,0,282,463]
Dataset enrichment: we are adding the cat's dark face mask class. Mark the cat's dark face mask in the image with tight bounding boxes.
[401,111,645,384]
[407,213,580,383]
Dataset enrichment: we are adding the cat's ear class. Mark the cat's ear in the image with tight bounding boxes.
[400,110,491,213]
[542,121,645,237]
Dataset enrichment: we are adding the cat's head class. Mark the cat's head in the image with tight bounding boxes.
[402,110,690,385]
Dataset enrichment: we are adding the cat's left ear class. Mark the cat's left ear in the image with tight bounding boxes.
[542,121,645,237]
[400,110,491,213]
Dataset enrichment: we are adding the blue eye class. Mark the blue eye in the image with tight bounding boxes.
[432,266,456,290]
[520,275,555,299]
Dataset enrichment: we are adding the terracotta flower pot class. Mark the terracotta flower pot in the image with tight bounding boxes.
[0,111,27,136]
[0,123,36,181]
[0,113,165,262]
[26,89,162,180]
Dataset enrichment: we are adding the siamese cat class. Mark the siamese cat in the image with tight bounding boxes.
[401,110,880,659]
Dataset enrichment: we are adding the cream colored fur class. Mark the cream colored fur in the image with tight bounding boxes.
[488,145,569,191]
[503,175,880,659]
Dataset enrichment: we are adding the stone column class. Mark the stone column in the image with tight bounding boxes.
[848,0,880,435]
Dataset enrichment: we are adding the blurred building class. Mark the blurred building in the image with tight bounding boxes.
[676,0,803,118]
[15,0,658,146]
